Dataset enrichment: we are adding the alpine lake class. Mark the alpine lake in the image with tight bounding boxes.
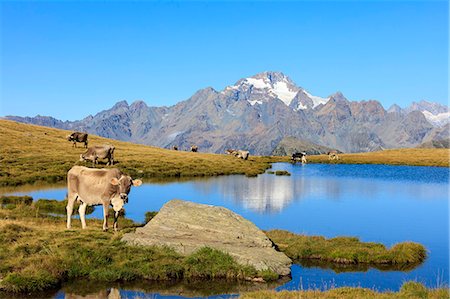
[2,163,449,298]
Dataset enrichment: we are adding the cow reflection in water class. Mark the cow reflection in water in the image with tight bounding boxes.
[65,288,120,299]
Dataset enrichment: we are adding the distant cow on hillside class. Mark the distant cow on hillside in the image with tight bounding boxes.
[67,132,88,148]
[80,145,115,166]
[291,152,307,164]
[172,146,178,151]
[191,145,198,152]
[237,150,249,160]
[328,151,339,160]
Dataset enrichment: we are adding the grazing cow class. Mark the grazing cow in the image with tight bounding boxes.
[235,150,250,160]
[328,151,339,160]
[172,145,178,151]
[80,145,115,166]
[191,145,198,152]
[291,152,307,164]
[66,166,142,231]
[67,132,88,148]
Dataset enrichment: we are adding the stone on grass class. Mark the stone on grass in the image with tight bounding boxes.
[122,199,291,276]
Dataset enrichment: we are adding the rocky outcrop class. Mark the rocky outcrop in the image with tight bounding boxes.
[272,136,336,156]
[122,199,292,276]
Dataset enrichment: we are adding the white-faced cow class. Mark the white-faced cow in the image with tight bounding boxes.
[67,132,88,148]
[291,152,307,164]
[235,150,249,160]
[191,145,198,152]
[80,145,115,166]
[66,166,142,231]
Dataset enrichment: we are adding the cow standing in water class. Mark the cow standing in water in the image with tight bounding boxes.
[67,132,88,148]
[66,166,142,231]
[80,145,115,166]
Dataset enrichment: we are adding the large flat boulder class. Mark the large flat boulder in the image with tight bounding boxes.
[122,199,291,276]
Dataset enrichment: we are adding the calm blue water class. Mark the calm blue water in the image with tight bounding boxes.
[6,163,449,297]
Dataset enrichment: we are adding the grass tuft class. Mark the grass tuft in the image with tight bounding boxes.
[266,230,426,269]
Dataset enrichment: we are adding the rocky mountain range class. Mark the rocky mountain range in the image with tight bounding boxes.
[4,71,449,154]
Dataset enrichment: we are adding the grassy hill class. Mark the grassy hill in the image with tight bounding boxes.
[0,120,276,187]
[0,120,448,187]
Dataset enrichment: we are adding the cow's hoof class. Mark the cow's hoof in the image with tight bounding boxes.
[103,228,108,232]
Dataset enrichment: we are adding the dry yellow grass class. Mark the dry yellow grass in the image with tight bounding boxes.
[0,120,276,187]
[1,119,448,187]
[307,148,449,167]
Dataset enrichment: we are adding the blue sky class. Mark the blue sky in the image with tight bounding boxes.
[1,1,448,121]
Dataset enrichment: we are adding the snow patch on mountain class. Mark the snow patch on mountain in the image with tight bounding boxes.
[246,78,271,89]
[422,110,450,127]
[270,81,298,105]
[303,90,329,107]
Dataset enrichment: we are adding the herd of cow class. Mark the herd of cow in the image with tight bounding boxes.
[65,132,339,232]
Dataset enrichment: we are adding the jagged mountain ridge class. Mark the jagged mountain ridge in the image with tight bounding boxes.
[4,71,449,154]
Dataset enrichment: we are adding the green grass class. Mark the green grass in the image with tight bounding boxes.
[0,195,33,206]
[0,204,276,294]
[267,230,426,270]
[0,120,278,187]
[240,281,449,299]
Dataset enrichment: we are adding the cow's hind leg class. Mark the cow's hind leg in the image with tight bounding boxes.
[79,201,88,229]
[66,193,78,229]
[113,211,120,231]
[102,204,109,231]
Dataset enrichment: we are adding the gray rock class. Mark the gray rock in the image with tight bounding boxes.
[122,199,292,276]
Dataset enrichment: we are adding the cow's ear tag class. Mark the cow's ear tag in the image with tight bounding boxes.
[111,178,120,185]
[132,179,142,187]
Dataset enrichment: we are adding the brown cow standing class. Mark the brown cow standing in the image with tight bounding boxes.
[66,166,142,231]
[67,132,88,148]
[80,145,115,166]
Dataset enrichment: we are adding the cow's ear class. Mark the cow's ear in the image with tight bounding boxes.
[110,178,120,185]
[132,179,142,187]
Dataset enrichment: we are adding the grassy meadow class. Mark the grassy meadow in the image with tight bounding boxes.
[0,197,431,295]
[0,120,277,187]
[0,198,277,294]
[1,120,448,187]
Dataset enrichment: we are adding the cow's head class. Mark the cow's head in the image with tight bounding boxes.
[79,154,86,162]
[110,175,142,204]
[67,134,74,141]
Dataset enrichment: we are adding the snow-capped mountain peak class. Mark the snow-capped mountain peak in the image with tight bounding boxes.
[223,71,331,109]
[225,71,300,106]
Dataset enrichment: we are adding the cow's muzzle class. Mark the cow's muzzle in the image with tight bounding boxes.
[120,193,128,203]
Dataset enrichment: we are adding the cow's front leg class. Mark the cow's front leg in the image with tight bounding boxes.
[103,204,109,231]
[66,194,76,229]
[79,201,88,229]
[113,210,120,231]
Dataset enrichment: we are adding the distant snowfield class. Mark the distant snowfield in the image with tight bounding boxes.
[422,110,450,127]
